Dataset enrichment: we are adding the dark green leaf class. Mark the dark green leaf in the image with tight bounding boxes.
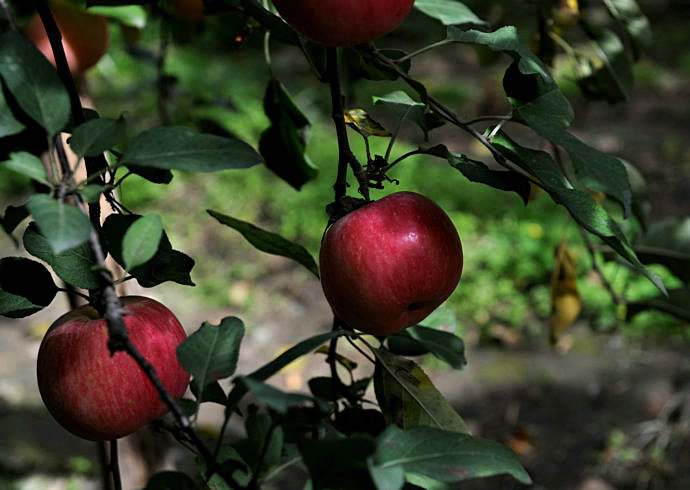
[69,116,126,157]
[144,471,197,490]
[4,151,50,186]
[0,83,26,138]
[633,217,690,283]
[225,330,349,409]
[235,411,284,470]
[357,49,412,82]
[204,444,251,488]
[23,223,101,290]
[300,437,377,490]
[602,0,652,60]
[491,131,664,293]
[373,348,470,434]
[0,257,57,318]
[122,213,163,270]
[80,184,111,204]
[391,325,466,370]
[26,194,91,254]
[373,91,446,139]
[372,425,532,485]
[86,5,147,28]
[190,379,227,405]
[422,143,531,203]
[177,316,245,393]
[576,25,633,103]
[208,209,319,277]
[627,288,690,322]
[621,159,650,231]
[1,204,29,239]
[240,377,319,414]
[102,214,195,287]
[414,0,486,27]
[0,31,70,136]
[334,407,387,437]
[120,126,262,172]
[259,79,317,190]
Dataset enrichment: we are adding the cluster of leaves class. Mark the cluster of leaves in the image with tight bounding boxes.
[1,0,688,488]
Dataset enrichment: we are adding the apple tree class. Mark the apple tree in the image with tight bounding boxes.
[1,0,686,488]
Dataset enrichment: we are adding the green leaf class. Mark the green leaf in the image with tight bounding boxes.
[491,131,665,293]
[373,348,470,434]
[1,204,29,242]
[225,330,349,409]
[0,257,57,318]
[372,425,532,485]
[372,91,446,139]
[208,209,319,277]
[300,437,377,490]
[122,213,163,270]
[86,5,147,28]
[414,0,486,27]
[576,25,633,103]
[144,471,197,490]
[3,151,49,186]
[235,411,284,469]
[26,194,91,254]
[0,31,70,136]
[177,317,245,393]
[69,117,127,157]
[632,217,690,283]
[259,78,318,190]
[602,0,652,60]
[102,214,195,287]
[119,126,262,172]
[190,379,227,405]
[23,223,101,290]
[389,325,467,370]
[0,83,26,138]
[240,378,320,414]
[627,288,690,322]
[421,143,531,204]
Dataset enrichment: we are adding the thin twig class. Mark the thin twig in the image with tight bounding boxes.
[109,439,122,490]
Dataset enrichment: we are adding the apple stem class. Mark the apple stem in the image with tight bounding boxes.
[326,47,370,203]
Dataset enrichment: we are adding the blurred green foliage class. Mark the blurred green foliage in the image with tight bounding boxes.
[1,3,686,342]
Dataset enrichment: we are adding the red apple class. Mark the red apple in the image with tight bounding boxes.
[272,0,415,47]
[22,0,109,75]
[36,296,190,441]
[319,191,463,336]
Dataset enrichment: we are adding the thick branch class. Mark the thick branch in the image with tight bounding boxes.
[326,47,369,202]
[37,0,222,479]
[33,0,108,224]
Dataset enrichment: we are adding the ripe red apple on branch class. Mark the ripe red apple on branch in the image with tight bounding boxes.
[319,191,463,336]
[21,0,109,75]
[36,296,189,441]
[272,0,416,47]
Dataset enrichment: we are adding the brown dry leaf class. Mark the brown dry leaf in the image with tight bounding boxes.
[550,243,581,344]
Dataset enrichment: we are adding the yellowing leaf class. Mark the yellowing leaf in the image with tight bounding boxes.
[550,243,581,344]
[344,109,391,136]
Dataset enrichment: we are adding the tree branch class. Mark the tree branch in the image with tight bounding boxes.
[326,47,369,203]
